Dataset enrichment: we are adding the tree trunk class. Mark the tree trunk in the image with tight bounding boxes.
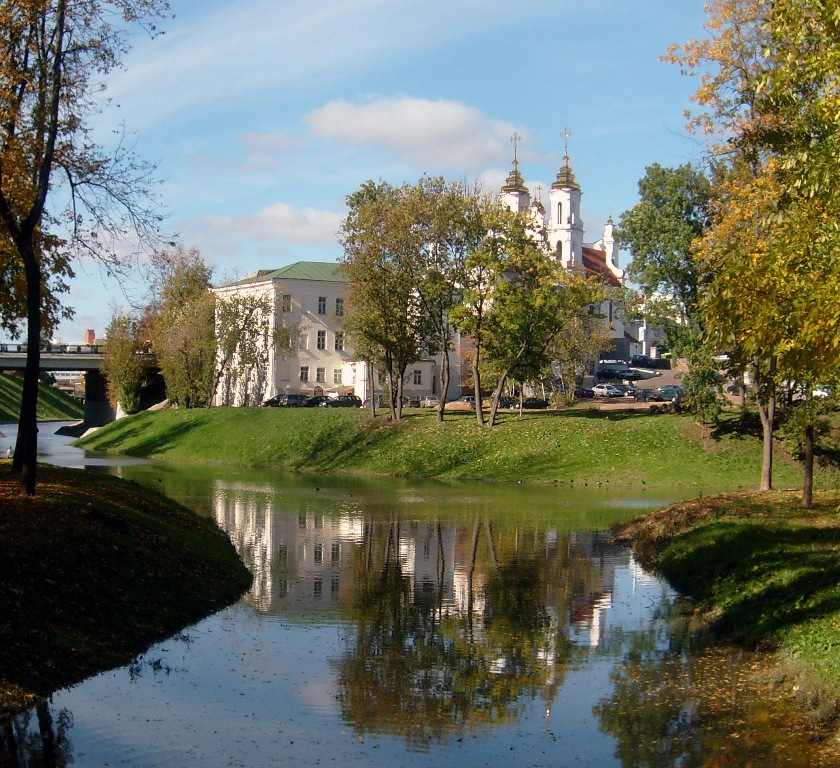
[472,346,484,427]
[13,249,42,495]
[436,346,450,424]
[803,422,814,509]
[367,361,376,417]
[756,389,775,492]
[487,373,508,428]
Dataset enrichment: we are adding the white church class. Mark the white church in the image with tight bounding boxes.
[213,143,637,406]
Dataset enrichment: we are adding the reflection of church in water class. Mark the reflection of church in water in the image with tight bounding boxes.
[212,481,652,649]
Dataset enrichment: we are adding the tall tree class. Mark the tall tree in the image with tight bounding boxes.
[148,247,216,408]
[340,181,424,421]
[400,178,486,422]
[100,312,145,415]
[669,0,840,500]
[617,163,712,350]
[476,213,605,428]
[0,0,168,493]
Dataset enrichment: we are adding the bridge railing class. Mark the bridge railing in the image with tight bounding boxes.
[0,343,105,354]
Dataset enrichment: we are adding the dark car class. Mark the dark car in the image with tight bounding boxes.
[302,395,330,407]
[261,393,307,407]
[574,387,595,399]
[521,397,549,409]
[320,394,363,408]
[657,385,685,402]
[498,396,519,408]
[612,383,637,397]
[634,388,663,402]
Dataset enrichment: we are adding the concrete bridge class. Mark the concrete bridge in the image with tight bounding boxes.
[0,343,157,426]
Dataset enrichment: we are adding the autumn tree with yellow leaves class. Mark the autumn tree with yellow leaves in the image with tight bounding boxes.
[0,0,169,494]
[669,0,840,504]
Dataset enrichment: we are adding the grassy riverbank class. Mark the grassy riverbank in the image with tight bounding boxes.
[76,405,815,490]
[0,463,252,718]
[0,372,84,423]
[618,491,840,736]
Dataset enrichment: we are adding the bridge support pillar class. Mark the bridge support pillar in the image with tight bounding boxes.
[84,370,115,426]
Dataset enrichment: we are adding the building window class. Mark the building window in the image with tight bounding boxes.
[335,297,344,317]
[314,543,323,564]
[299,366,309,382]
[281,294,292,312]
[317,330,326,350]
[413,369,422,385]
[335,331,345,352]
[318,296,327,315]
[299,334,308,350]
[333,369,342,384]
[316,367,326,383]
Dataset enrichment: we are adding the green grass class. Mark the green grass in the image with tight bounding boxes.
[77,405,815,490]
[618,491,840,731]
[0,463,252,718]
[0,372,84,422]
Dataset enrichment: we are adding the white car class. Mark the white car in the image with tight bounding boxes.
[592,384,622,397]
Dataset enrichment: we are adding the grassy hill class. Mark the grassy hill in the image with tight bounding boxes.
[0,372,84,423]
[77,405,816,491]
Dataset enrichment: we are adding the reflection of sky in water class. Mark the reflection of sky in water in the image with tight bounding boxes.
[3,424,827,767]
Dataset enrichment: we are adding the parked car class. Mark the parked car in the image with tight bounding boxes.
[320,394,363,408]
[635,388,663,402]
[657,385,685,401]
[592,384,622,398]
[402,396,421,408]
[262,393,308,407]
[498,396,519,408]
[302,395,330,407]
[420,395,440,408]
[597,368,622,380]
[630,354,654,368]
[574,387,595,399]
[458,395,477,406]
[620,370,644,381]
[612,383,637,397]
[521,397,549,409]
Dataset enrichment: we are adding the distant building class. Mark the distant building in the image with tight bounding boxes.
[214,142,642,405]
[497,143,636,359]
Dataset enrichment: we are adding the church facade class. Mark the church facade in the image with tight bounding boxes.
[496,144,632,358]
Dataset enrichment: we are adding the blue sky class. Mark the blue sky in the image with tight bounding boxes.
[58,0,710,342]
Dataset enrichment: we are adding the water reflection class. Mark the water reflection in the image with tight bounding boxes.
[1,441,833,767]
[210,477,672,748]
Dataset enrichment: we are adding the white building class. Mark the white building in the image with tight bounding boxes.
[213,261,445,405]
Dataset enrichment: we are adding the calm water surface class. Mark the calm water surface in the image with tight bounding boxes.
[1,423,830,767]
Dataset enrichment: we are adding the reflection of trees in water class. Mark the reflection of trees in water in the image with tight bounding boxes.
[334,516,605,749]
[1,702,73,768]
[595,622,824,768]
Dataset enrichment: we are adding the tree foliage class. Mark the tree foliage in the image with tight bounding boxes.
[668,0,840,501]
[100,313,145,415]
[0,0,169,493]
[339,181,425,421]
[148,247,216,408]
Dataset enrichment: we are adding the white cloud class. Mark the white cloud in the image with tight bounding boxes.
[202,203,343,245]
[305,97,523,172]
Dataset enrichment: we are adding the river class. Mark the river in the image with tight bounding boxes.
[1,422,830,767]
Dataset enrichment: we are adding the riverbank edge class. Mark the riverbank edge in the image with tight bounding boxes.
[0,462,253,719]
[74,406,811,490]
[614,490,840,743]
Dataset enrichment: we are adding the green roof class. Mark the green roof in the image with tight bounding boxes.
[220,261,347,288]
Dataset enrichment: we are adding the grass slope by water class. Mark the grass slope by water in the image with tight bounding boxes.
[0,463,252,718]
[618,491,840,738]
[0,372,84,423]
[78,405,810,490]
